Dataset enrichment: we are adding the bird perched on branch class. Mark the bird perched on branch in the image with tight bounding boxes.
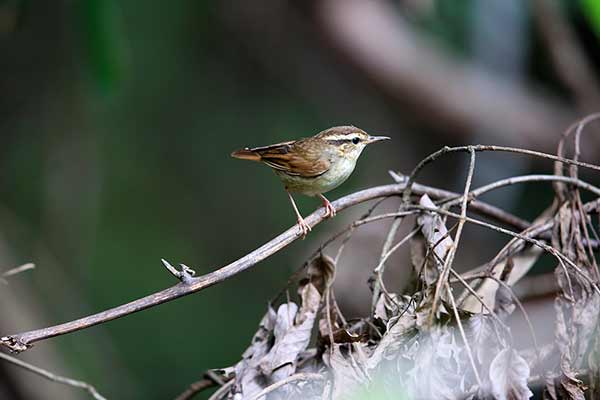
[231,126,390,237]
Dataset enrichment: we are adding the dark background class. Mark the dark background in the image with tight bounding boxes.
[0,1,599,399]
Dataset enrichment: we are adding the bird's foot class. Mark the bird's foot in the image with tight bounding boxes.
[322,198,336,218]
[297,217,312,238]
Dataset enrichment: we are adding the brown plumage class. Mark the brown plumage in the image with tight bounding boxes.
[231,139,330,177]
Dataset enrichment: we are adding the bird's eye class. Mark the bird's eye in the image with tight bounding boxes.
[352,137,360,144]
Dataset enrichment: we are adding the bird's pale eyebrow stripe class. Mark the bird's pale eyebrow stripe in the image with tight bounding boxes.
[324,135,355,141]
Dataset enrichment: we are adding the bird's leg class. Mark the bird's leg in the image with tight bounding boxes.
[287,191,311,237]
[317,193,336,218]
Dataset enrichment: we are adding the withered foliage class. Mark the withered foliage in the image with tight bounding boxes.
[206,118,600,400]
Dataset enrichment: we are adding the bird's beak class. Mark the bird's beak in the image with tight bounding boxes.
[366,135,391,144]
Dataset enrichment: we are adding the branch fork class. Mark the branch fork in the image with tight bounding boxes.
[161,259,196,283]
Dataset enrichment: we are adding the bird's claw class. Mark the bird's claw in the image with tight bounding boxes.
[297,217,312,238]
[323,201,336,218]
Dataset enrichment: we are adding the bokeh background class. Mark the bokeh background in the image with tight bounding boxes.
[0,0,600,399]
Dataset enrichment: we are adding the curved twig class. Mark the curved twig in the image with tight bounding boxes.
[0,184,402,352]
[443,174,600,208]
[0,351,106,400]
[413,205,600,294]
[431,147,476,319]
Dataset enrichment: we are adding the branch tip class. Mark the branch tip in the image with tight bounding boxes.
[161,259,196,283]
[0,335,30,353]
[388,170,408,183]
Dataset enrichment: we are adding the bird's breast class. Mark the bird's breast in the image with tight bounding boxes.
[276,157,357,196]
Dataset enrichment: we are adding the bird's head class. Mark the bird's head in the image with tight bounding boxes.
[317,126,390,161]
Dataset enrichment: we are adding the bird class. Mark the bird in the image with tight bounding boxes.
[231,126,390,237]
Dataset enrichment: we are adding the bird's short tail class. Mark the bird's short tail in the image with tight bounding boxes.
[230,148,261,161]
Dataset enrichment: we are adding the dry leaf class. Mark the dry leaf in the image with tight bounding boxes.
[233,283,321,399]
[326,344,369,399]
[488,348,533,400]
[544,371,586,400]
[306,253,335,294]
[402,327,465,400]
[234,307,278,398]
[416,195,454,286]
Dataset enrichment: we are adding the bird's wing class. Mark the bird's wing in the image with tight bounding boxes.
[231,140,295,162]
[255,140,331,177]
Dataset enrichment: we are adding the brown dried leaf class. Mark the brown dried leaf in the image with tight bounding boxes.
[416,195,454,286]
[326,344,369,399]
[233,283,322,398]
[468,313,501,366]
[403,327,465,400]
[544,371,586,400]
[488,348,533,400]
[234,307,278,397]
[410,230,428,278]
[368,302,417,368]
[260,284,320,378]
[306,253,335,294]
[373,292,400,325]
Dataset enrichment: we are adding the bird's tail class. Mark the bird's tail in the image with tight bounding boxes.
[230,148,261,161]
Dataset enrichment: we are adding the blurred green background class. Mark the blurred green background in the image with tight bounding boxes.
[0,0,599,399]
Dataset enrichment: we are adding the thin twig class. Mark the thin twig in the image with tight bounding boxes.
[174,370,229,400]
[431,147,476,319]
[0,351,106,400]
[442,174,600,209]
[446,282,482,386]
[448,268,507,331]
[371,202,407,311]
[401,144,600,209]
[173,378,215,400]
[373,227,420,274]
[247,373,325,400]
[2,263,35,278]
[1,263,35,285]
[207,380,234,400]
[413,206,600,294]
[486,275,540,358]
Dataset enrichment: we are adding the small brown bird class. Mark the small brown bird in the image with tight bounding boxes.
[231,126,390,236]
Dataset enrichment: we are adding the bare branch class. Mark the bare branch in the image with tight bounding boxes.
[0,184,405,352]
[0,175,538,353]
[0,351,106,400]
[2,144,598,354]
